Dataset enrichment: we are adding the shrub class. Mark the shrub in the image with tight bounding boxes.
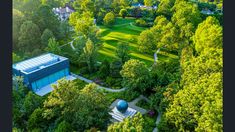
[98,60,110,79]
[79,67,89,75]
[135,19,147,27]
[105,77,116,87]
[143,115,156,131]
[119,9,128,18]
[103,12,115,27]
[136,99,151,110]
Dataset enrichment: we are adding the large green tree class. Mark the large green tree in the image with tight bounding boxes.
[116,42,130,64]
[23,92,43,116]
[107,112,144,131]
[159,19,223,130]
[41,29,55,48]
[138,29,155,53]
[193,16,223,54]
[120,59,152,93]
[103,12,115,27]
[171,1,202,45]
[119,9,128,18]
[18,21,41,52]
[45,37,61,54]
[157,0,175,18]
[32,4,60,38]
[13,9,24,50]
[83,38,97,73]
[69,11,94,36]
[27,108,46,131]
[43,79,109,131]
[69,11,100,43]
[70,83,110,130]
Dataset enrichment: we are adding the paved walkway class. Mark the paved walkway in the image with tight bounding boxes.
[152,110,162,132]
[70,73,126,92]
[154,48,161,65]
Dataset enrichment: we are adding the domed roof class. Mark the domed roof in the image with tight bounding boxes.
[116,100,128,113]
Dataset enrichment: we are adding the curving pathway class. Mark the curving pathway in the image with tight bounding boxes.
[154,48,161,65]
[152,110,162,132]
[70,73,126,92]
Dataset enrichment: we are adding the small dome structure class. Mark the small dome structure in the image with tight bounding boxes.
[116,100,128,113]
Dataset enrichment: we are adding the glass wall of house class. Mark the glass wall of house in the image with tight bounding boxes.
[31,68,69,91]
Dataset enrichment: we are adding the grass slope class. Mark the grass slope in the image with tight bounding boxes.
[98,17,178,66]
[61,17,178,68]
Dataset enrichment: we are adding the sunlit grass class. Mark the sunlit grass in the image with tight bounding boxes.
[61,17,178,67]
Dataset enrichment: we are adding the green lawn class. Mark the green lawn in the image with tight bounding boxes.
[61,17,178,68]
[97,17,178,66]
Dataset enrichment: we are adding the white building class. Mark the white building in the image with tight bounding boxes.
[52,6,75,21]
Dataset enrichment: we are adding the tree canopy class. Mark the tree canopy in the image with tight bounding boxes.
[107,112,144,131]
[193,16,223,54]
[103,12,116,27]
[18,21,41,52]
[120,59,152,93]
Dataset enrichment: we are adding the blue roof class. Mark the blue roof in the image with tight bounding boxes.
[13,53,67,74]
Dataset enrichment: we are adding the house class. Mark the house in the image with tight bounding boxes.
[52,6,75,21]
[12,53,76,96]
[131,3,157,10]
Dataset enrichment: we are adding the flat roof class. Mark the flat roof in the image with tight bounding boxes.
[13,53,68,74]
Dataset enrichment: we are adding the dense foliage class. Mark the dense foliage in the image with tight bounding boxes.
[120,59,152,93]
[107,112,144,131]
[158,16,223,131]
[13,0,223,131]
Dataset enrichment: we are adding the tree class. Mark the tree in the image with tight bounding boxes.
[120,59,152,93]
[193,16,222,54]
[160,44,222,131]
[157,0,175,18]
[32,4,60,38]
[41,29,54,47]
[44,80,110,131]
[110,61,122,78]
[98,60,110,79]
[116,42,130,64]
[45,37,61,54]
[13,53,22,63]
[83,38,97,73]
[138,29,155,53]
[13,9,24,50]
[151,59,180,87]
[55,121,73,132]
[43,79,80,120]
[70,83,110,131]
[171,1,202,43]
[27,108,45,131]
[120,0,131,7]
[107,112,144,131]
[23,91,43,116]
[18,21,41,52]
[69,11,95,37]
[103,12,115,27]
[144,0,154,6]
[164,73,222,131]
[152,15,181,52]
[119,9,128,18]
[58,21,71,39]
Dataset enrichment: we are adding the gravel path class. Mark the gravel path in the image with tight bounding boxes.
[71,73,126,92]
